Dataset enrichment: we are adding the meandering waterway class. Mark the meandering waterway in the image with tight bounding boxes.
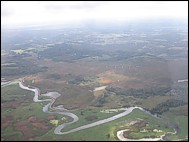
[17,80,180,140]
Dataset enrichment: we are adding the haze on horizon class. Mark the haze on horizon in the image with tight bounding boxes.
[1,1,188,28]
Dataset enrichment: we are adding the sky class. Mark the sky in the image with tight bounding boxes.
[1,1,188,28]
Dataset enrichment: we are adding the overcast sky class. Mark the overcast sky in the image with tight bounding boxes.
[1,1,188,28]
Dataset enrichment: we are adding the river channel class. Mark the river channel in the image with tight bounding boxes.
[18,80,179,140]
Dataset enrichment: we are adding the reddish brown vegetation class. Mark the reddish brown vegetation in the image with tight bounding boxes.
[45,115,56,120]
[32,123,48,129]
[2,102,20,108]
[13,115,56,140]
[115,79,155,89]
[1,115,13,128]
[123,131,130,138]
[133,120,148,129]
[2,98,26,108]
[28,116,37,122]
[14,120,28,127]
[99,78,112,85]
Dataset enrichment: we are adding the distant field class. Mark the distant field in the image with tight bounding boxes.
[1,23,188,141]
[23,76,95,110]
[52,84,94,109]
[98,70,135,85]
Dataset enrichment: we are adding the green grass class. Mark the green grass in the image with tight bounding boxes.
[2,82,183,141]
[162,111,188,140]
[129,131,164,139]
[35,109,173,141]
[61,107,124,132]
[1,82,65,141]
[1,83,32,99]
[1,126,23,141]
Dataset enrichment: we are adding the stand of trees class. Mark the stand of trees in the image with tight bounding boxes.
[150,99,187,115]
[106,86,171,99]
[2,60,47,76]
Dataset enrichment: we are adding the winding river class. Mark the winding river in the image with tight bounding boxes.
[18,80,180,140]
[18,81,145,134]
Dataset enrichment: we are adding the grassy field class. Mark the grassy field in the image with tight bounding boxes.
[52,84,94,109]
[1,81,188,140]
[34,109,174,141]
[139,95,173,109]
[162,106,188,140]
[62,107,124,132]
[1,82,187,141]
[1,83,65,141]
[1,83,33,103]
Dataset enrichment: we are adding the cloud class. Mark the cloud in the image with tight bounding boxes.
[1,8,12,17]
[1,1,188,28]
[45,1,104,11]
[1,2,14,17]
